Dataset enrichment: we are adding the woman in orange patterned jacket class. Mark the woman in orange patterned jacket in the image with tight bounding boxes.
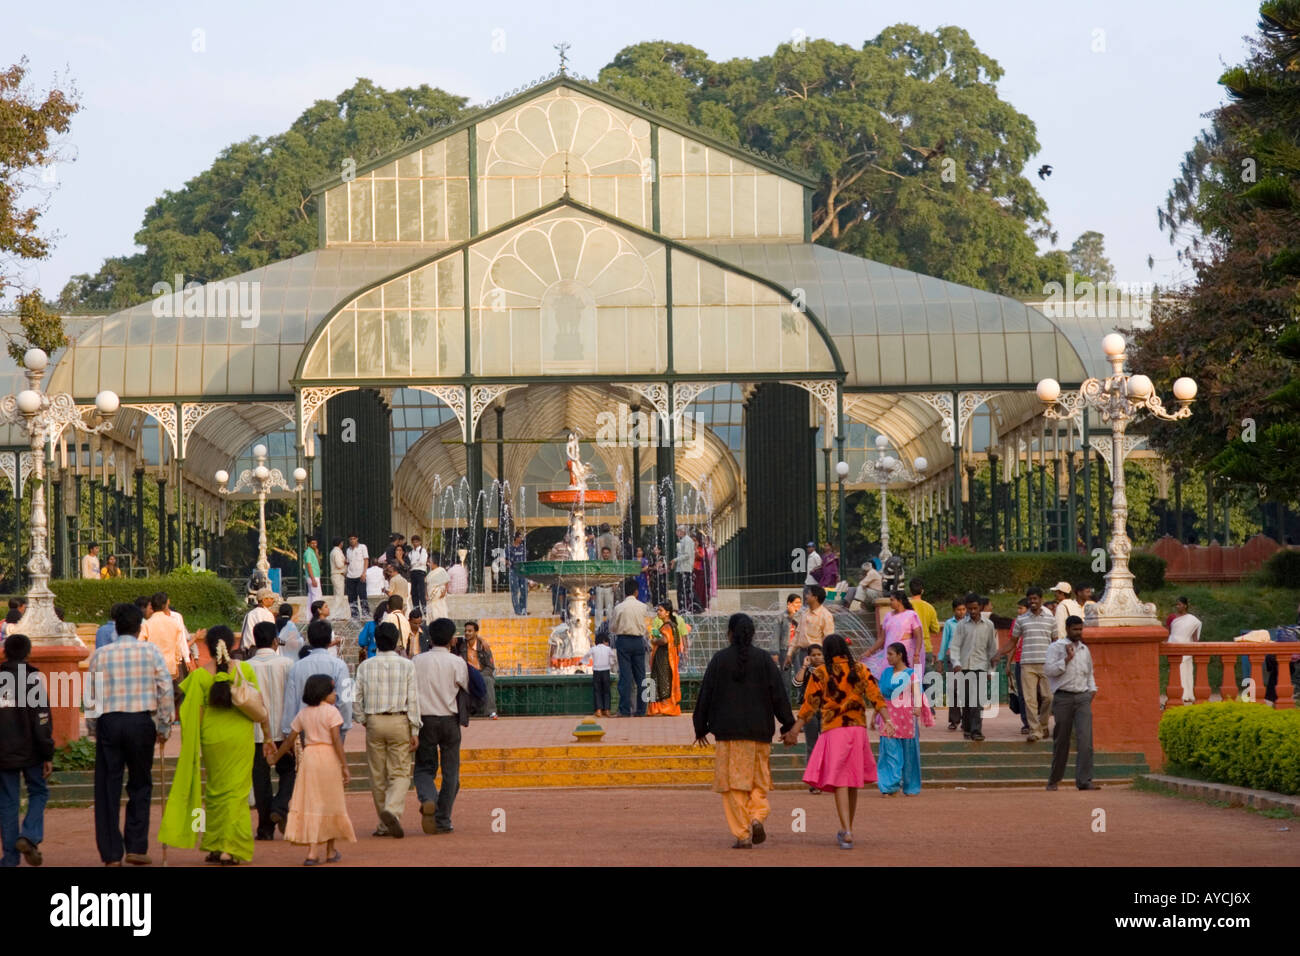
[782,633,887,849]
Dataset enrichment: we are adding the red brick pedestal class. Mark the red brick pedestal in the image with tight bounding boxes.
[19,644,90,747]
[1082,625,1166,771]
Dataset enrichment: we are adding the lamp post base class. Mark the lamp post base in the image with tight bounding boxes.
[13,643,91,747]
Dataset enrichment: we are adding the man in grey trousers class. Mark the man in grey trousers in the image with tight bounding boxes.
[1043,615,1099,791]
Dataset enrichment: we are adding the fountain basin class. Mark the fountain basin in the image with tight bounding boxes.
[537,489,618,509]
[514,559,642,589]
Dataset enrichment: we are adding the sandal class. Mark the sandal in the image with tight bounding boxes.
[205,852,222,864]
[219,856,240,866]
[325,851,342,863]
[303,858,322,866]
[837,831,854,850]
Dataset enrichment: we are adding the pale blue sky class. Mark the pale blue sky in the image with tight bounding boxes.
[3,0,1257,304]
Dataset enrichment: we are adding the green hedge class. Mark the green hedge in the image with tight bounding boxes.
[1261,548,1300,588]
[1159,701,1300,795]
[909,551,1165,602]
[14,570,245,629]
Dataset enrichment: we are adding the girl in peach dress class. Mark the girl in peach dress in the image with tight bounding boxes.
[273,674,356,865]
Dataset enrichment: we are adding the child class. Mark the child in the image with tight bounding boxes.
[582,631,614,716]
[0,634,53,866]
[790,643,825,794]
[274,674,356,865]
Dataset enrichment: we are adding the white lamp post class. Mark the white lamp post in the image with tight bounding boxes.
[216,443,303,573]
[0,349,118,643]
[1037,334,1195,625]
[857,437,926,562]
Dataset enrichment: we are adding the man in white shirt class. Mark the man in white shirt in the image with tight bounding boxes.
[386,564,411,605]
[425,553,450,620]
[407,534,430,613]
[81,543,101,581]
[447,560,468,595]
[241,590,278,655]
[364,558,387,616]
[345,534,369,620]
[246,621,294,840]
[949,593,999,741]
[412,619,469,834]
[1167,596,1201,703]
[803,540,822,587]
[1044,615,1098,790]
[610,577,651,718]
[1052,582,1084,640]
[329,537,347,616]
[674,526,695,613]
[381,595,415,657]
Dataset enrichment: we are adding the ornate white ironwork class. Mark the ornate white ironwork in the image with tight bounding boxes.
[915,392,956,445]
[298,386,358,446]
[957,390,1007,440]
[120,402,178,457]
[469,384,525,439]
[618,382,670,421]
[1087,434,1147,477]
[783,379,839,437]
[854,439,924,562]
[411,386,468,442]
[1042,343,1193,626]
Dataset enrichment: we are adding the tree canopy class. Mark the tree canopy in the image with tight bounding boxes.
[1132,0,1300,502]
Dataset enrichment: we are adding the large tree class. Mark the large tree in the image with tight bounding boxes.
[0,58,78,360]
[1132,0,1300,504]
[1066,230,1115,284]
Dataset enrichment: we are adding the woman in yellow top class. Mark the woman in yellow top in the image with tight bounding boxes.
[782,633,887,849]
[100,555,124,578]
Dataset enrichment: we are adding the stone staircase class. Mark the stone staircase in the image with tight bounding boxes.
[44,740,1148,804]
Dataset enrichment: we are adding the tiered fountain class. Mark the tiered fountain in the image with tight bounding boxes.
[516,433,641,673]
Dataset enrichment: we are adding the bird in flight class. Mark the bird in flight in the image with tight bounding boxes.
[1037,164,1053,180]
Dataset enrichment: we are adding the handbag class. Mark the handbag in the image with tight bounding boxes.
[229,662,269,724]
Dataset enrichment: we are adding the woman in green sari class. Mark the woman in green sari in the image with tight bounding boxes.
[159,626,271,864]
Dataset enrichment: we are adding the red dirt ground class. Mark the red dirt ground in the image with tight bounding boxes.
[32,784,1296,867]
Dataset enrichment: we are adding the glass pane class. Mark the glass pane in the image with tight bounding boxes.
[385,310,410,375]
[329,310,357,375]
[374,180,397,241]
[356,312,384,376]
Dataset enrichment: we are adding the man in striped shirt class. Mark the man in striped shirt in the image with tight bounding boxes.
[354,623,421,838]
[1010,586,1056,743]
[86,602,173,866]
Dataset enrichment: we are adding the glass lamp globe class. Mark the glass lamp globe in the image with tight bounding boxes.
[293,467,308,483]
[1126,374,1153,399]
[880,455,897,471]
[1036,378,1061,403]
[94,389,120,416]
[215,470,229,485]
[835,460,850,478]
[1172,377,1198,402]
[252,443,269,459]
[254,465,270,481]
[874,434,889,450]
[914,457,928,473]
[15,390,42,414]
[1102,333,1127,357]
[23,348,48,372]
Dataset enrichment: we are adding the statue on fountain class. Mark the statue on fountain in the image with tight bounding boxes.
[564,431,592,491]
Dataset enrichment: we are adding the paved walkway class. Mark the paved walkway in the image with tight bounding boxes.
[34,784,1294,867]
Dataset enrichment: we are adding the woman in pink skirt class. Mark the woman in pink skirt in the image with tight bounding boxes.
[782,634,888,849]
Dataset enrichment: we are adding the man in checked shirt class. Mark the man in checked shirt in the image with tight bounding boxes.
[85,602,174,866]
[354,623,420,838]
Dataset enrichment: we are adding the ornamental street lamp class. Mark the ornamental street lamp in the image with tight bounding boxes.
[1037,332,1196,626]
[835,460,849,570]
[0,348,119,644]
[216,443,305,575]
[857,434,927,562]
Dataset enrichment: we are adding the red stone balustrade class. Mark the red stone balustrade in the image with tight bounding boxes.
[1162,641,1296,709]
[1146,534,1284,583]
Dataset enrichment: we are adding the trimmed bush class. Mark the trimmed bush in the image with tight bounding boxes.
[909,551,1165,602]
[13,570,245,629]
[1261,548,1300,588]
[1159,701,1300,795]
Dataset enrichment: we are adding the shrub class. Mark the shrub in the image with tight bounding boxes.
[909,551,1165,602]
[52,737,96,772]
[1158,701,1300,795]
[11,571,245,629]
[1261,548,1300,589]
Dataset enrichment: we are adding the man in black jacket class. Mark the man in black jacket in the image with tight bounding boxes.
[693,613,795,849]
[0,634,55,866]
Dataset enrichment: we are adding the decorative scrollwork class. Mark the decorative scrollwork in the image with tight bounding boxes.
[298,387,357,446]
[915,392,956,445]
[469,385,525,439]
[411,386,468,442]
[783,380,839,437]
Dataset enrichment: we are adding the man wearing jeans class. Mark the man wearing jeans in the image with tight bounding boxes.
[407,535,429,615]
[412,618,469,834]
[610,577,650,717]
[0,634,54,867]
[86,602,174,865]
[506,531,528,615]
[1044,615,1098,791]
[344,534,368,620]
